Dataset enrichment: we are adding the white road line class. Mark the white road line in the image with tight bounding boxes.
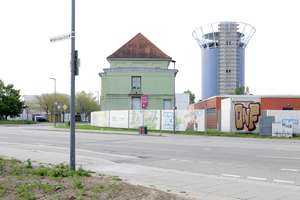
[274,180,295,184]
[223,174,240,178]
[198,161,213,164]
[281,168,299,172]
[76,149,141,159]
[256,155,300,160]
[111,141,131,144]
[217,163,232,166]
[90,144,191,153]
[181,160,193,163]
[0,142,140,160]
[6,140,190,153]
[283,149,300,152]
[170,159,177,161]
[247,177,267,181]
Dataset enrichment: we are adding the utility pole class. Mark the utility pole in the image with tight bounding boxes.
[171,60,176,134]
[70,0,76,170]
[50,78,56,127]
[49,0,77,170]
[95,91,99,111]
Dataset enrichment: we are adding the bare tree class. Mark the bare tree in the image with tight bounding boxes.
[24,100,35,120]
[76,91,97,121]
[32,94,53,119]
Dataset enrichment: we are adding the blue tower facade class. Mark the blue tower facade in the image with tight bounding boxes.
[193,22,255,100]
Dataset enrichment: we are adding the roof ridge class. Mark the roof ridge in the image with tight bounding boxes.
[107,33,171,59]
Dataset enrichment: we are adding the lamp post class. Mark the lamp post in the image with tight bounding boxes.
[22,95,24,124]
[95,91,99,111]
[171,60,176,134]
[50,78,56,127]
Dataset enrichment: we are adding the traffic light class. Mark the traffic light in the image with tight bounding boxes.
[74,50,80,76]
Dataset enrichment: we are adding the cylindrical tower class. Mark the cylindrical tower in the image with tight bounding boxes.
[192,22,255,100]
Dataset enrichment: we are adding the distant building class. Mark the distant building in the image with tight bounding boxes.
[192,22,256,100]
[190,95,300,111]
[9,95,47,121]
[189,95,300,130]
[99,33,178,111]
[175,93,189,110]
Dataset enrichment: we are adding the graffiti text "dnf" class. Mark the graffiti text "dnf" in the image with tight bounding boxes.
[235,103,261,132]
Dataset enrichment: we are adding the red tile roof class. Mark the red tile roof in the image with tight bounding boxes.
[107,33,171,59]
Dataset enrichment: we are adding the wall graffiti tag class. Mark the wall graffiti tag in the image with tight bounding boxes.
[235,102,261,132]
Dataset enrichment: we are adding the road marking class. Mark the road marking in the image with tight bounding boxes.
[281,168,299,172]
[274,180,295,184]
[222,174,240,178]
[21,140,190,153]
[32,140,67,144]
[217,163,232,166]
[283,149,300,152]
[111,141,130,144]
[247,177,267,181]
[170,159,177,161]
[76,149,141,159]
[198,161,212,164]
[0,141,140,160]
[257,155,300,160]
[92,144,191,153]
[181,160,193,163]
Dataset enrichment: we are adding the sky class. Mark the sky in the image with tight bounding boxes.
[1,0,299,102]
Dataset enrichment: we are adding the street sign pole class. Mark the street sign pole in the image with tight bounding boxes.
[70,0,76,170]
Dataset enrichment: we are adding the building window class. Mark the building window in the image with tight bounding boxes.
[282,107,294,110]
[132,77,141,90]
[226,70,231,73]
[163,100,171,110]
[207,107,216,115]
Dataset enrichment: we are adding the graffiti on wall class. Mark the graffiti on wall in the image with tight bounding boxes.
[235,102,261,132]
[162,110,204,131]
[130,110,159,129]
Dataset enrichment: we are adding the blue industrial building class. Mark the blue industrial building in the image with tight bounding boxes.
[193,22,255,100]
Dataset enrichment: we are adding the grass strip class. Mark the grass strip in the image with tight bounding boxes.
[54,125,300,140]
[0,157,185,200]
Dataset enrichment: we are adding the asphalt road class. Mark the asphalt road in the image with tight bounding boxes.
[1,124,299,187]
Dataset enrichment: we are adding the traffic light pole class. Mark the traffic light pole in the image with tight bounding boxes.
[70,0,76,170]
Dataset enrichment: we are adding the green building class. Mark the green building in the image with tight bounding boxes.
[99,33,177,111]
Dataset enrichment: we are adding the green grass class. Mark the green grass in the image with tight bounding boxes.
[0,120,37,124]
[0,157,180,199]
[56,125,139,132]
[55,125,300,139]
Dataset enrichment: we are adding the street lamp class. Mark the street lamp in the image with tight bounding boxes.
[95,91,99,111]
[171,60,176,134]
[22,95,24,124]
[50,78,56,127]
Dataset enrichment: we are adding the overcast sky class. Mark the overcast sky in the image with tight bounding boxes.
[1,0,299,101]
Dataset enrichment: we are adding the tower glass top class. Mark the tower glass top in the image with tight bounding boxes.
[192,22,256,50]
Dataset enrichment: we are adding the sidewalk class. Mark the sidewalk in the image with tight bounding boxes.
[2,125,300,199]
